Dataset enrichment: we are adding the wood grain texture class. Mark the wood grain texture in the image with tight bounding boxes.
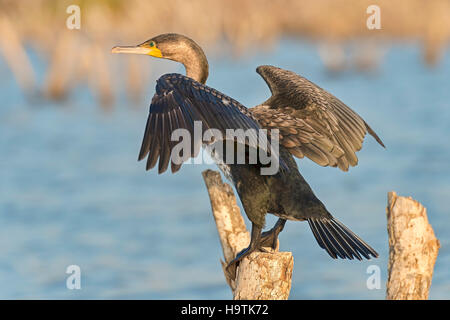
[251,65,385,172]
[202,169,293,299]
[386,191,440,300]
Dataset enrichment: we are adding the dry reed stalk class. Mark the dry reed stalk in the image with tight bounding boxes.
[0,14,36,93]
[90,44,114,108]
[45,32,78,100]
[2,0,450,102]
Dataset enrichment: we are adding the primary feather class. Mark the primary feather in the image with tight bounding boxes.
[251,65,385,171]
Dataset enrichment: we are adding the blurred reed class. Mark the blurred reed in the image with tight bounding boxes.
[0,0,449,107]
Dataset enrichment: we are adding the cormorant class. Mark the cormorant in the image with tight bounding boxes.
[112,33,385,277]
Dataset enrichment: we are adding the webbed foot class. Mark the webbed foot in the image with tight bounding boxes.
[260,218,286,249]
[225,223,262,279]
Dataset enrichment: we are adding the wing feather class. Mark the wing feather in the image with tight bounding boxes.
[251,65,384,171]
[146,114,160,170]
[139,73,269,174]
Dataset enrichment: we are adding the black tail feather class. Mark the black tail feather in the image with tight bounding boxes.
[307,217,378,260]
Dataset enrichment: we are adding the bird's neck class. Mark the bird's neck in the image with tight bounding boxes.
[184,61,208,84]
[179,44,209,84]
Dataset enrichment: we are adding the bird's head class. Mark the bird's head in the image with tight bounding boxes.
[112,33,209,83]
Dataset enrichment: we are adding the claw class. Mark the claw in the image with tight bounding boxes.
[226,246,253,279]
[260,230,278,249]
[225,223,262,279]
[260,218,286,250]
[225,220,287,279]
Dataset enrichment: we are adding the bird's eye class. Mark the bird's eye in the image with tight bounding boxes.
[149,41,155,47]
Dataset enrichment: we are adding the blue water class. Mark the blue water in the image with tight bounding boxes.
[0,40,449,299]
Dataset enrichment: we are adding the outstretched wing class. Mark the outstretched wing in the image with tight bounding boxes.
[251,65,384,171]
[139,73,264,174]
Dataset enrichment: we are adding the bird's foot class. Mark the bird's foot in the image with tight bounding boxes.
[260,229,279,250]
[225,244,262,280]
[259,218,286,250]
[226,246,251,279]
[225,222,270,280]
[225,220,286,279]
[225,238,275,279]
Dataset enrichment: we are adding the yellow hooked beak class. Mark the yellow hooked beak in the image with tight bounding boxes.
[111,44,163,58]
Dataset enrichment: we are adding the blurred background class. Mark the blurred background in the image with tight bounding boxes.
[0,0,449,299]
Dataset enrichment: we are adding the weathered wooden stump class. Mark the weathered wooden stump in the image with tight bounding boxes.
[386,191,440,300]
[202,169,293,300]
